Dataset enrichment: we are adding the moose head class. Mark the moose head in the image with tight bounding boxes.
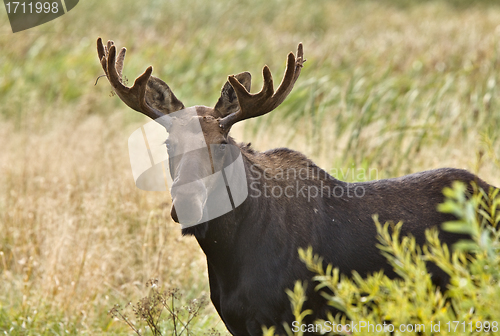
[97,38,304,227]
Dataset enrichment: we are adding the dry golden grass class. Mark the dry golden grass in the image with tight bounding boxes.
[0,112,219,333]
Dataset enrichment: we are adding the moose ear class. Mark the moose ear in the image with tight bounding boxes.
[214,71,251,118]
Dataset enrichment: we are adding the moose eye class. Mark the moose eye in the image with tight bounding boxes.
[165,140,174,152]
[161,116,173,132]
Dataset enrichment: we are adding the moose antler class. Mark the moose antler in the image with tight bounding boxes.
[96,38,184,120]
[219,43,305,130]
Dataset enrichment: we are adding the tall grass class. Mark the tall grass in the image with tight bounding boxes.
[0,0,499,334]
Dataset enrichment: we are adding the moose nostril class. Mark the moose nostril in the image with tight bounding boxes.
[171,205,179,223]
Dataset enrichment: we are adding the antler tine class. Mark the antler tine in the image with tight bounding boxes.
[115,47,126,81]
[96,38,165,120]
[97,37,105,64]
[220,43,305,130]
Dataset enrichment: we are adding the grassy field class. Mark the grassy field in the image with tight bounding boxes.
[1,0,500,334]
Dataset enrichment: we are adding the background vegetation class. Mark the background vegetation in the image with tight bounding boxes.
[0,0,499,334]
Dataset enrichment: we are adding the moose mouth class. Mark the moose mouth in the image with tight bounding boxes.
[169,167,242,228]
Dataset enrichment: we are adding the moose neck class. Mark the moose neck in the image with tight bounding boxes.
[185,141,347,273]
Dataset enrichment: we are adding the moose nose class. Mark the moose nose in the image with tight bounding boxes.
[170,179,208,227]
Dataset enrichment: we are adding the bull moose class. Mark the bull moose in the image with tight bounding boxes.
[96,38,496,335]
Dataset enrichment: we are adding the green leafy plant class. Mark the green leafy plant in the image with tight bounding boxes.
[280,182,500,335]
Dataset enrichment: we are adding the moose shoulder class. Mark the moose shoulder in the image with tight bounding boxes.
[96,38,496,336]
